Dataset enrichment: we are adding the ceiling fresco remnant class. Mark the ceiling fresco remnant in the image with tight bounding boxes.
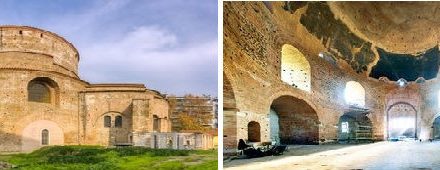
[282,1,440,81]
[298,2,375,73]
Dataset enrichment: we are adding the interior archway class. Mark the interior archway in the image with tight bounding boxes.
[281,44,311,92]
[387,102,417,139]
[270,95,319,145]
[338,111,373,143]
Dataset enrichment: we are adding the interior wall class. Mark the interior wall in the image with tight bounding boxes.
[223,2,391,152]
[269,108,280,144]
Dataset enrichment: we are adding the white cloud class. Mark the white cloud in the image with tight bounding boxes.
[48,0,131,35]
[79,25,217,95]
[119,26,178,52]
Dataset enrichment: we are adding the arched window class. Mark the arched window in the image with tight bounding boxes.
[248,121,261,142]
[115,116,122,128]
[28,82,51,103]
[27,77,59,104]
[344,81,365,107]
[153,115,160,132]
[168,140,173,148]
[281,44,311,92]
[104,116,111,128]
[42,129,49,145]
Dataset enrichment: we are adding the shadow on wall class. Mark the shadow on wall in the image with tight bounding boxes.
[21,120,64,152]
[0,130,39,153]
[104,104,133,146]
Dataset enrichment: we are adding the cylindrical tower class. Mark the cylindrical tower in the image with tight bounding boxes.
[0,26,80,78]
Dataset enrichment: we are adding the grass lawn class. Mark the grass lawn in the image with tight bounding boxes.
[0,146,217,170]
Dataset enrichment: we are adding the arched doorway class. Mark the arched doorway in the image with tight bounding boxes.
[270,95,319,145]
[248,121,261,142]
[338,110,372,143]
[387,102,417,139]
[433,116,440,140]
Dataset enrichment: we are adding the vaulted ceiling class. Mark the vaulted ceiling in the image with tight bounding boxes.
[286,1,440,81]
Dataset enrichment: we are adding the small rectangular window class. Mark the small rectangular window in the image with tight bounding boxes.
[42,129,49,145]
[341,122,349,133]
[115,116,122,128]
[104,116,111,128]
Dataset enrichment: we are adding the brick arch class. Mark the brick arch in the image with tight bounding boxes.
[93,111,126,127]
[268,90,319,116]
[385,87,421,139]
[223,72,237,111]
[429,112,440,125]
[27,77,60,106]
[386,102,417,139]
[270,95,319,145]
[223,71,241,152]
[236,111,268,142]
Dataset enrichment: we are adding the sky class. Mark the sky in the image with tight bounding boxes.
[0,0,218,96]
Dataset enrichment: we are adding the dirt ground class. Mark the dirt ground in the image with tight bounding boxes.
[224,141,440,170]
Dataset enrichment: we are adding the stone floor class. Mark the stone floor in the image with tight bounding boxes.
[224,141,440,170]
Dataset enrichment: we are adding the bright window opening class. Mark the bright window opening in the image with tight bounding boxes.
[281,44,311,92]
[341,122,349,133]
[344,81,365,107]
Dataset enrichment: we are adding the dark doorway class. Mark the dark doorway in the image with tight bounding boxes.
[271,95,319,145]
[433,116,440,139]
[338,109,373,143]
[41,129,49,145]
[248,121,261,142]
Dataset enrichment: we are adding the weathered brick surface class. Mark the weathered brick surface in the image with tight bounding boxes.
[0,26,79,76]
